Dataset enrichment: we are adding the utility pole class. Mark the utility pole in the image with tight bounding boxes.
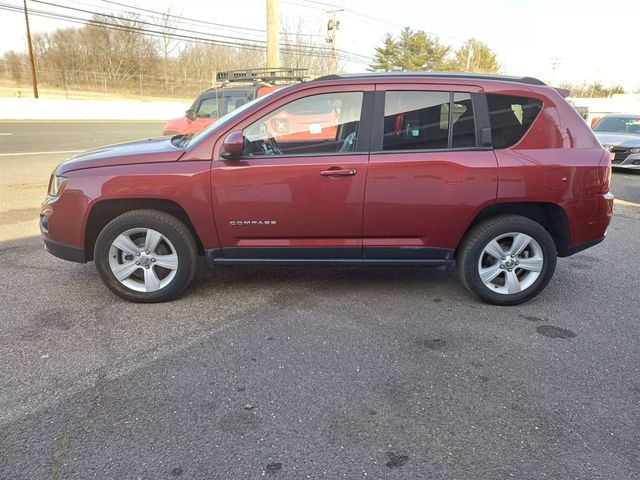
[465,41,474,72]
[23,0,38,98]
[326,9,342,74]
[266,0,280,69]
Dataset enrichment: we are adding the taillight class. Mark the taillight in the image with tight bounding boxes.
[596,150,611,194]
[590,117,601,128]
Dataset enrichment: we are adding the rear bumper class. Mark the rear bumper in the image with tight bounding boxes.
[563,237,605,257]
[43,237,86,263]
[561,192,613,257]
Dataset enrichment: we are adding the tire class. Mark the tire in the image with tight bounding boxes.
[456,215,557,306]
[94,209,197,303]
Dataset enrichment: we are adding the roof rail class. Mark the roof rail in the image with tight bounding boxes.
[312,72,546,86]
[216,68,308,85]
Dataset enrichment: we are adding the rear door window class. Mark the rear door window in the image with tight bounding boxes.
[382,91,476,151]
[487,94,543,148]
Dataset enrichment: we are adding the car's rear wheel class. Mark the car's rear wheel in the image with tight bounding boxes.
[94,210,197,302]
[457,215,557,305]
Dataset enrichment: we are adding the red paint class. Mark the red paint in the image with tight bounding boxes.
[364,150,498,249]
[211,154,369,248]
[42,74,613,260]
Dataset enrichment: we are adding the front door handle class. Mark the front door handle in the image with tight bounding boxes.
[320,168,357,177]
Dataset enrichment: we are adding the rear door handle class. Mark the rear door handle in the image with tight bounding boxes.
[320,168,357,177]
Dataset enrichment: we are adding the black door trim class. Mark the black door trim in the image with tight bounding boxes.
[354,90,376,153]
[471,92,491,147]
[369,90,385,152]
[364,246,454,260]
[206,246,454,267]
[219,246,361,260]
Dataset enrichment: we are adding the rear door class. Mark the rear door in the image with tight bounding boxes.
[363,83,498,260]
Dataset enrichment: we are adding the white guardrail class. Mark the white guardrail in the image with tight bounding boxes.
[1,94,638,123]
[0,97,189,121]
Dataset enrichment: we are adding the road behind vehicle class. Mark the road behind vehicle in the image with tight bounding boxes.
[593,114,640,170]
[41,72,613,306]
[161,68,307,136]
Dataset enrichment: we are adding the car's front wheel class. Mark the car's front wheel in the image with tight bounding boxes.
[94,210,197,302]
[457,215,557,305]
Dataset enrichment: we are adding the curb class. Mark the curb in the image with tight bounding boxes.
[614,199,640,208]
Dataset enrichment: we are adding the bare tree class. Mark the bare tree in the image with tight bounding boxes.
[154,8,180,94]
[0,10,339,98]
[4,51,24,84]
[281,18,334,76]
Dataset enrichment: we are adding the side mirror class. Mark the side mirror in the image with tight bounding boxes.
[220,130,245,160]
[185,109,196,120]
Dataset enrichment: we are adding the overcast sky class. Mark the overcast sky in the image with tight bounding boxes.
[1,0,638,91]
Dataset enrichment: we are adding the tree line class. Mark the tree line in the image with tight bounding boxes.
[369,28,500,73]
[1,15,631,99]
[367,27,631,96]
[0,12,333,98]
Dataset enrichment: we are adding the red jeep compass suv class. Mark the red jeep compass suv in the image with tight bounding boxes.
[40,73,614,305]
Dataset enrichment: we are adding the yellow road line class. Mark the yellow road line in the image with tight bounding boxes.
[614,198,640,208]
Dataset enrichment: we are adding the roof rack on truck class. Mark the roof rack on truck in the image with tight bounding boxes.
[216,68,308,86]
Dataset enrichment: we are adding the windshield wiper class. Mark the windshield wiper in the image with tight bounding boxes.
[170,133,193,148]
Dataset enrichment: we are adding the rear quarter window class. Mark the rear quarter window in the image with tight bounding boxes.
[487,94,542,149]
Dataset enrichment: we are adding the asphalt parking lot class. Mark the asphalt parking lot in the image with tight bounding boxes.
[1,122,639,479]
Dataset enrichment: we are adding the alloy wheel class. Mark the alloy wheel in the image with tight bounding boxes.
[108,228,179,292]
[477,232,544,295]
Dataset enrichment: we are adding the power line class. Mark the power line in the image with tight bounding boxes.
[31,0,309,49]
[102,0,325,38]
[285,0,460,41]
[282,0,327,11]
[135,0,371,61]
[0,2,372,64]
[28,0,373,62]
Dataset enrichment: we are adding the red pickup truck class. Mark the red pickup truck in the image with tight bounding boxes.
[162,69,306,136]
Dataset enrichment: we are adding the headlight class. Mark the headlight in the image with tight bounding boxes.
[48,175,67,197]
[629,148,640,154]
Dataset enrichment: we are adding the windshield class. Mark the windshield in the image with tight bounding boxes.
[187,90,280,147]
[593,116,640,134]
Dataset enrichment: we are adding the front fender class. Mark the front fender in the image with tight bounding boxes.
[43,161,218,253]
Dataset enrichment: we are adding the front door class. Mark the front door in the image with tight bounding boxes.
[211,88,374,260]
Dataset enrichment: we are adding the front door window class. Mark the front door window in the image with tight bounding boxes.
[243,92,364,156]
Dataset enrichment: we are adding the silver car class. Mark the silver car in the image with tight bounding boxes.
[593,114,640,170]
